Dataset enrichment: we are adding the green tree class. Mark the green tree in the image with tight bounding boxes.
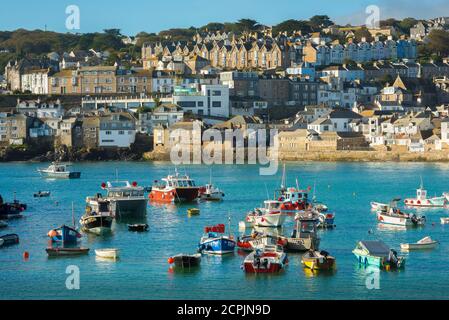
[272,19,311,35]
[235,19,260,33]
[426,29,449,57]
[308,15,334,30]
[354,27,373,42]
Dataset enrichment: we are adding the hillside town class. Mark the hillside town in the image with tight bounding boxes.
[2,16,449,161]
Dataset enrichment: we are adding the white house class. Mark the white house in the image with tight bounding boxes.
[16,99,64,119]
[21,69,50,94]
[152,71,174,94]
[308,109,363,133]
[99,113,136,148]
[137,103,184,134]
[173,84,230,118]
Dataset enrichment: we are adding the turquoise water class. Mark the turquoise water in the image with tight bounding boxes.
[1,161,449,300]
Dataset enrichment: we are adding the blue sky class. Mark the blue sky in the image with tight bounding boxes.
[0,0,448,35]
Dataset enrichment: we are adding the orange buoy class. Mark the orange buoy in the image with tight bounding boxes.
[168,257,174,264]
[23,251,29,260]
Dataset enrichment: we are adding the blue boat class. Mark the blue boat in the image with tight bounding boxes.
[48,225,81,244]
[198,224,236,255]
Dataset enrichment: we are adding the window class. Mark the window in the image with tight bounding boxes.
[106,131,112,135]
[212,90,221,96]
[119,130,124,135]
[212,101,221,108]
[198,101,204,107]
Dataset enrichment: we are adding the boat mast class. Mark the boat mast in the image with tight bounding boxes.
[71,202,75,228]
[280,164,286,190]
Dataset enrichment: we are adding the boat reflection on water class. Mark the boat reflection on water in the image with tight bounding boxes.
[376,223,407,232]
[148,202,177,214]
[302,267,336,278]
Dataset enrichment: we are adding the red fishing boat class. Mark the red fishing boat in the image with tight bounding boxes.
[149,170,201,203]
[242,245,288,273]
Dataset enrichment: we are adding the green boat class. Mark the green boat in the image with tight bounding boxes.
[353,240,405,270]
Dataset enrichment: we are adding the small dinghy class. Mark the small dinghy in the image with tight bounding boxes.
[48,225,82,244]
[301,250,336,271]
[46,247,90,257]
[34,191,51,198]
[95,248,119,259]
[168,253,201,269]
[127,224,149,232]
[0,220,7,228]
[400,236,438,251]
[441,217,449,225]
[187,208,200,215]
[0,234,19,247]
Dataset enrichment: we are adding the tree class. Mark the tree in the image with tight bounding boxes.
[235,19,260,33]
[308,15,334,30]
[426,30,449,57]
[200,23,225,32]
[103,29,122,37]
[272,19,311,35]
[354,27,373,42]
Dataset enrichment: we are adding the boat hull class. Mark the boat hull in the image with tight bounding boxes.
[404,197,446,207]
[0,234,19,246]
[284,237,320,252]
[172,254,201,268]
[80,215,113,235]
[95,249,119,259]
[50,226,81,244]
[111,199,147,218]
[39,170,81,179]
[400,242,438,251]
[199,237,236,255]
[46,248,89,257]
[150,187,200,203]
[247,213,287,228]
[377,212,413,227]
[302,256,336,271]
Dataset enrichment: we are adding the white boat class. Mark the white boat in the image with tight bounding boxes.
[102,181,147,218]
[377,199,426,227]
[441,217,449,224]
[95,248,119,259]
[245,201,287,227]
[404,182,446,207]
[81,195,114,235]
[37,162,81,179]
[371,202,388,211]
[400,237,438,251]
[199,184,224,201]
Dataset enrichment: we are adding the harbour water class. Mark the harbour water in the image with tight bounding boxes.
[1,161,449,300]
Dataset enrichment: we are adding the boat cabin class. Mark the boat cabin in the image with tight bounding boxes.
[292,218,317,238]
[416,188,427,201]
[263,200,282,212]
[277,187,309,203]
[104,181,145,198]
[355,240,391,258]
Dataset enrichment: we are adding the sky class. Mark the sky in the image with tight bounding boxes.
[0,0,448,35]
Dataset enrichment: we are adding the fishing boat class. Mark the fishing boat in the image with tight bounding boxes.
[0,194,27,219]
[187,208,200,215]
[405,181,446,207]
[37,162,81,179]
[400,236,438,251]
[274,165,312,212]
[128,224,149,232]
[80,195,114,235]
[280,216,320,252]
[149,169,200,203]
[0,234,19,247]
[377,199,425,227]
[168,253,201,268]
[48,225,82,244]
[371,202,388,211]
[199,184,224,201]
[198,223,236,255]
[245,201,287,228]
[317,212,336,229]
[237,232,283,252]
[242,245,288,273]
[101,181,147,218]
[301,250,336,271]
[34,191,51,198]
[95,248,119,259]
[353,240,405,270]
[46,247,89,257]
